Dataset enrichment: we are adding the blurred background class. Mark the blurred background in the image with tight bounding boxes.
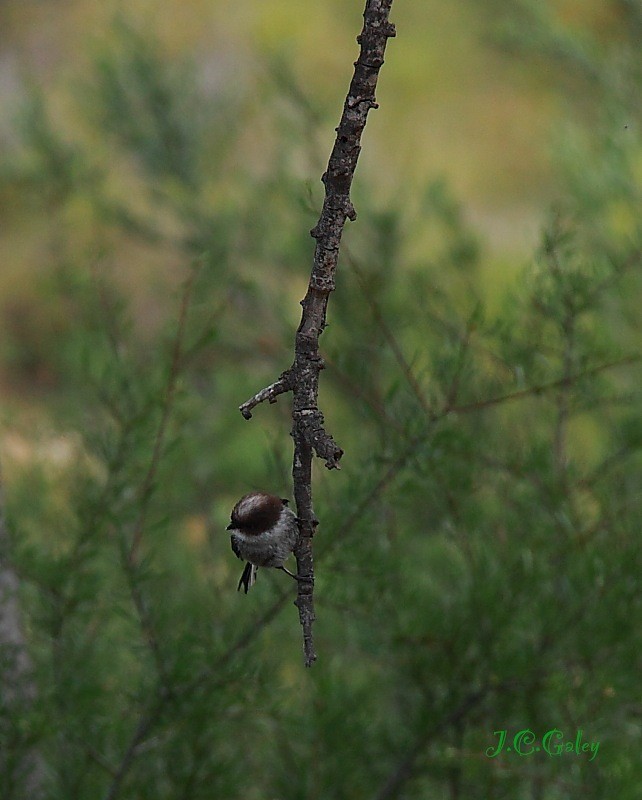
[1,0,641,798]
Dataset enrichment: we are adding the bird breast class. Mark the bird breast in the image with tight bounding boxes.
[230,509,298,567]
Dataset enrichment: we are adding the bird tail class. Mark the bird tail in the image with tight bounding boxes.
[237,562,258,593]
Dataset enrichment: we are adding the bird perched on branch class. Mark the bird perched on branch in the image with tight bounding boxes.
[226,492,299,593]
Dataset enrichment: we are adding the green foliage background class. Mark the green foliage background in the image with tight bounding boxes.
[1,1,641,798]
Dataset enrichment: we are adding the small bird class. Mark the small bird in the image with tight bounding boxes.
[226,492,299,593]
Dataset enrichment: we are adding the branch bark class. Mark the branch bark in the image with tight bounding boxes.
[239,0,396,666]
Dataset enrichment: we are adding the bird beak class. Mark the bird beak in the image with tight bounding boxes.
[226,523,233,530]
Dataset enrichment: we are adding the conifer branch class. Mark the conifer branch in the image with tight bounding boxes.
[0,465,47,798]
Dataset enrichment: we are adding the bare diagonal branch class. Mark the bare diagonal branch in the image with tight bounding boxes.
[239,0,396,666]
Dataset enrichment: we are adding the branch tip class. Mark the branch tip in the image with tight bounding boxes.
[239,373,293,419]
